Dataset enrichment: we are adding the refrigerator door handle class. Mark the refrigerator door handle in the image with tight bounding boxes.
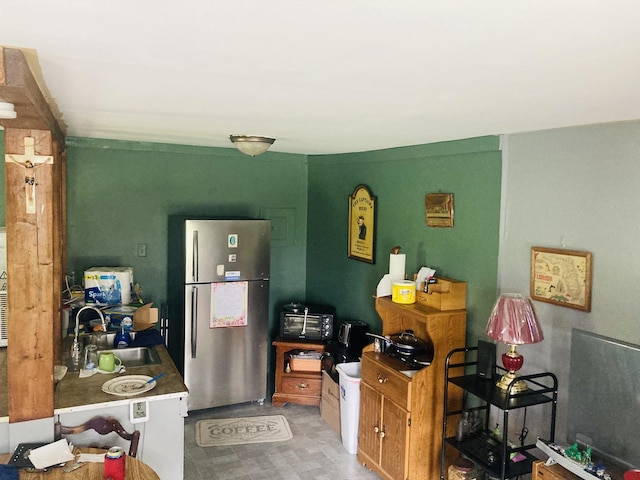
[191,286,198,358]
[192,230,199,282]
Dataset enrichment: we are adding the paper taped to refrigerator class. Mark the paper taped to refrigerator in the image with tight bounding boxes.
[210,281,248,328]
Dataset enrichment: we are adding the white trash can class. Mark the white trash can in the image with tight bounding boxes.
[336,361,362,454]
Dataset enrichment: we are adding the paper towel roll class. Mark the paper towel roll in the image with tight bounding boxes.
[389,253,406,281]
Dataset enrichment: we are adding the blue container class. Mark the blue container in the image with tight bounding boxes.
[114,328,131,348]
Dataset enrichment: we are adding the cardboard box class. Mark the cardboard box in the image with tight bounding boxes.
[321,371,341,436]
[103,305,138,328]
[133,303,158,331]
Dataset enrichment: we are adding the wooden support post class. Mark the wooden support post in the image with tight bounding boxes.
[4,129,64,422]
[1,47,66,423]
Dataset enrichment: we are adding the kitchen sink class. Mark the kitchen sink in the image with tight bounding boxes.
[97,346,161,367]
[83,332,137,348]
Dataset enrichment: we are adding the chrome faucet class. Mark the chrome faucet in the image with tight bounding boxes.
[70,306,107,363]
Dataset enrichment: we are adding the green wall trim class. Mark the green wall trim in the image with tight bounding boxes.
[308,135,500,164]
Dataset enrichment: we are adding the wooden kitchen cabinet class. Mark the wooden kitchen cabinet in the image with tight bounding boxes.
[359,357,410,480]
[272,339,325,407]
[357,295,467,480]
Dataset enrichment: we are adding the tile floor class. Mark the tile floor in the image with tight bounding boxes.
[183,401,381,480]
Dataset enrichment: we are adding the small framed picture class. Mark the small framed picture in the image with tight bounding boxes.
[348,184,376,263]
[425,193,454,227]
[530,246,592,311]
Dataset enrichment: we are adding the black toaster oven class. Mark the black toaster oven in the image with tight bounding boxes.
[279,304,335,341]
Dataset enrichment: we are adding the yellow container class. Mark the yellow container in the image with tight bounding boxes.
[392,280,416,304]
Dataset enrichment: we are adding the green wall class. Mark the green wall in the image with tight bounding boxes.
[306,136,503,343]
[4,132,503,344]
[2,130,502,393]
[65,137,309,339]
[3,131,503,345]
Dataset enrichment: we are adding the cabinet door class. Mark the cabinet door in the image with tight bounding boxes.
[358,382,382,463]
[380,397,409,480]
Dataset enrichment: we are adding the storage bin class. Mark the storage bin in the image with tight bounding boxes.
[289,351,322,372]
[336,362,362,454]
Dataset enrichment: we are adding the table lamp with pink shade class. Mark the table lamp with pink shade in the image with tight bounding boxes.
[485,293,544,393]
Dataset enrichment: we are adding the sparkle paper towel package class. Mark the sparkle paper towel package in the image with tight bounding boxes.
[84,267,133,305]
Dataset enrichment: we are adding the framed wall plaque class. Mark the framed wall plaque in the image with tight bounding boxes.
[530,246,592,311]
[348,184,376,263]
[425,193,454,227]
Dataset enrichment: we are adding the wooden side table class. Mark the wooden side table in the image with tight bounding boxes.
[272,339,325,407]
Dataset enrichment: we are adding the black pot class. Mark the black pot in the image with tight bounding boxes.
[388,330,431,357]
[367,330,434,361]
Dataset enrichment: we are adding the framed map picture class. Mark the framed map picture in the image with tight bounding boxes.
[348,184,376,263]
[530,246,592,311]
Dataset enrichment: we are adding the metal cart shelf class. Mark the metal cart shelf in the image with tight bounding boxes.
[440,346,558,480]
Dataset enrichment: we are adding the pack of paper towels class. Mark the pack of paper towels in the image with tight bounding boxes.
[84,267,133,305]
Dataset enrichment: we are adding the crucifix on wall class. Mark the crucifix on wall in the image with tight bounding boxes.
[5,136,54,214]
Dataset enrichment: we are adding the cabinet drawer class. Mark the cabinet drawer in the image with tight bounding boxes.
[362,356,410,407]
[281,376,322,396]
[532,461,581,480]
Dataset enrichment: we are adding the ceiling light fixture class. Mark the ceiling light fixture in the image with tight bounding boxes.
[0,102,17,119]
[229,135,275,157]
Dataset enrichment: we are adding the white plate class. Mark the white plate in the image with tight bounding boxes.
[101,375,156,396]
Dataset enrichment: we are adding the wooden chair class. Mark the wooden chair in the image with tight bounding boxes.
[54,416,140,457]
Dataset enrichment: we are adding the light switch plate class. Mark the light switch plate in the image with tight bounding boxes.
[130,399,149,423]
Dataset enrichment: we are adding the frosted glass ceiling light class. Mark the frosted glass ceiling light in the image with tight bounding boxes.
[229,135,275,157]
[0,102,17,119]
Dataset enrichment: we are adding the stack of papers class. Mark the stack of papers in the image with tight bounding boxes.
[27,440,74,470]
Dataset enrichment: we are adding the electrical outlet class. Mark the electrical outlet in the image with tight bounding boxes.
[130,399,149,423]
[136,244,147,257]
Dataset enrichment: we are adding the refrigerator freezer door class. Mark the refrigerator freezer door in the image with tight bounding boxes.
[185,219,270,284]
[183,280,269,410]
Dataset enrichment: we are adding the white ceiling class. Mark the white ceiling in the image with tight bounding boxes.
[2,1,640,155]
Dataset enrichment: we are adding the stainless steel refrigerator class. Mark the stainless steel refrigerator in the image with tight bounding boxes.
[167,217,270,411]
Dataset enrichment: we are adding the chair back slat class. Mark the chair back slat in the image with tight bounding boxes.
[54,416,140,457]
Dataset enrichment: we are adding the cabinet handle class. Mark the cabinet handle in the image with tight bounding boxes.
[373,426,380,433]
[378,430,386,439]
[377,373,388,384]
[296,383,308,389]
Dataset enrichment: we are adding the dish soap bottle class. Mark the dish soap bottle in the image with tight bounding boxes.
[114,326,131,349]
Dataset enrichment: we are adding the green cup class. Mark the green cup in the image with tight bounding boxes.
[98,352,122,372]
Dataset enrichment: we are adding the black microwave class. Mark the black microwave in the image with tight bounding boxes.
[280,306,334,341]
